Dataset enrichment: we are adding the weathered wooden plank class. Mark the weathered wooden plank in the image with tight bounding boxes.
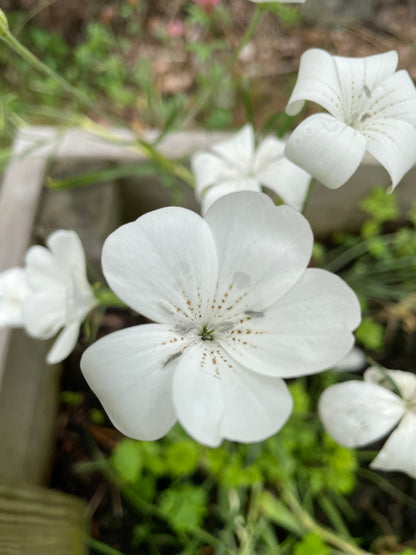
[0,484,87,555]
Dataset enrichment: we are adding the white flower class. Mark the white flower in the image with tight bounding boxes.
[285,49,416,191]
[81,192,360,447]
[0,267,28,327]
[191,124,311,215]
[319,366,416,478]
[23,230,97,364]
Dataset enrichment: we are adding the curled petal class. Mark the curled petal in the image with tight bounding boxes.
[318,380,404,448]
[333,50,398,116]
[286,49,344,118]
[47,321,80,364]
[363,118,416,191]
[81,324,181,440]
[102,207,218,324]
[285,113,366,189]
[205,192,313,313]
[366,70,416,126]
[370,413,416,478]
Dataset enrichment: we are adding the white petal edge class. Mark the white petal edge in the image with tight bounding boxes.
[199,178,260,215]
[204,191,313,313]
[47,230,87,277]
[172,343,294,446]
[286,49,344,118]
[318,380,405,448]
[220,268,361,378]
[363,118,416,191]
[80,324,182,440]
[370,413,416,478]
[102,207,219,325]
[47,321,80,364]
[211,124,255,168]
[285,113,367,189]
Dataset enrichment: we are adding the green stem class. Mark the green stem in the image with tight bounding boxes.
[94,287,127,309]
[184,5,266,126]
[0,29,109,122]
[281,489,369,555]
[87,537,124,555]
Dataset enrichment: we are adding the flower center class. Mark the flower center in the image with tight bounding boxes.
[200,325,215,341]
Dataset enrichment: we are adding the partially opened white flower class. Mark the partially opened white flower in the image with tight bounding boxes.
[191,124,311,214]
[285,49,416,191]
[319,367,416,478]
[0,267,28,327]
[81,192,360,447]
[23,230,97,364]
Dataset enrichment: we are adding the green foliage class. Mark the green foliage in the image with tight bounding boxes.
[355,317,384,351]
[359,187,399,224]
[158,484,208,532]
[293,533,331,555]
[111,439,143,484]
[59,391,83,406]
[165,440,200,476]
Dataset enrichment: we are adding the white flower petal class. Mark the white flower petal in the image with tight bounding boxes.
[364,367,416,403]
[365,70,416,126]
[286,49,344,118]
[25,245,62,292]
[191,151,238,197]
[173,345,224,447]
[81,324,181,440]
[204,192,313,313]
[47,230,87,277]
[370,413,416,478]
[285,113,367,189]
[172,344,293,446]
[200,179,260,215]
[318,380,405,448]
[220,367,293,443]
[333,347,366,373]
[102,207,219,325]
[23,292,66,339]
[220,268,360,378]
[0,267,28,327]
[333,51,398,117]
[47,321,80,364]
[255,136,311,211]
[211,124,255,170]
[363,118,416,191]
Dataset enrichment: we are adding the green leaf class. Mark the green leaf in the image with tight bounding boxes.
[293,533,331,555]
[111,439,142,484]
[257,491,304,536]
[165,440,201,476]
[158,484,208,532]
[359,187,399,224]
[355,317,384,351]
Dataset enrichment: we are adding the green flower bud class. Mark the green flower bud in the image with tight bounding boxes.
[0,10,9,37]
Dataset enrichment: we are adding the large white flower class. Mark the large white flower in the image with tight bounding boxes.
[319,366,416,478]
[23,230,97,364]
[81,192,360,447]
[191,125,311,214]
[285,49,416,190]
[0,267,28,327]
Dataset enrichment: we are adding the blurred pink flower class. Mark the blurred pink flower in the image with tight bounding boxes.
[167,20,185,38]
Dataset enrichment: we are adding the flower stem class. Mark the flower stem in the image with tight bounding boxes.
[184,5,266,126]
[94,287,127,309]
[281,488,369,555]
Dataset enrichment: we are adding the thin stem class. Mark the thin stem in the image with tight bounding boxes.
[184,5,266,126]
[281,488,369,555]
[94,287,127,309]
[87,537,124,555]
[0,30,110,122]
